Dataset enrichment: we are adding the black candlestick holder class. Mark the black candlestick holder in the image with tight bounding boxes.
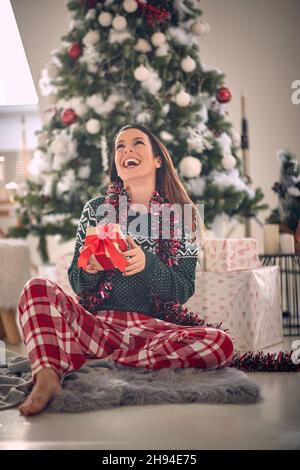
[259,254,300,335]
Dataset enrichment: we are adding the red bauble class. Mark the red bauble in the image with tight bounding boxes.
[216,86,232,103]
[62,109,77,125]
[68,43,82,60]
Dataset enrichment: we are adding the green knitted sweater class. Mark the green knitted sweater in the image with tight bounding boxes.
[68,196,199,315]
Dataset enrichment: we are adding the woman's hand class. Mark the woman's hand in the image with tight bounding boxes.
[79,246,101,274]
[122,236,146,276]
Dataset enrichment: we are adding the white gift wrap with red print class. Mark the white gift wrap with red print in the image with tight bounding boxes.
[184,266,283,352]
[204,238,262,273]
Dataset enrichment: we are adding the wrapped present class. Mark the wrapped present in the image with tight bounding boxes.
[204,238,261,273]
[184,266,283,351]
[78,223,130,273]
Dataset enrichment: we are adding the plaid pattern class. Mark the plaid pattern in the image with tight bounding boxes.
[18,278,234,382]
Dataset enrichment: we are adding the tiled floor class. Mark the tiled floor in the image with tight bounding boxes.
[0,337,299,450]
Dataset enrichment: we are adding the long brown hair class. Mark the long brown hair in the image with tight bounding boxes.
[109,124,206,246]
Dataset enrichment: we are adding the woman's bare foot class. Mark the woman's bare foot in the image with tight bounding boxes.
[19,368,62,417]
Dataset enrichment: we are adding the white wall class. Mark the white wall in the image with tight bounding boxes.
[1,0,300,261]
[201,0,300,246]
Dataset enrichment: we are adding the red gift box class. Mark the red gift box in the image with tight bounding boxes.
[77,223,130,273]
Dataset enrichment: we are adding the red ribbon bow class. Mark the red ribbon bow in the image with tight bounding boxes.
[78,223,129,273]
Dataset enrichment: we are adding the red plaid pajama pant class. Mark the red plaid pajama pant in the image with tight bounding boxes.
[18,277,234,382]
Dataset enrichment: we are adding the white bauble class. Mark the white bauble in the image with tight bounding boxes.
[151,32,166,47]
[222,154,236,171]
[47,63,59,79]
[123,0,138,13]
[134,38,152,53]
[134,65,150,81]
[112,15,127,31]
[191,20,210,36]
[187,176,206,197]
[78,165,91,179]
[175,90,191,107]
[155,43,169,57]
[98,12,113,27]
[86,119,101,134]
[181,56,196,73]
[179,156,202,178]
[160,131,173,142]
[83,30,100,46]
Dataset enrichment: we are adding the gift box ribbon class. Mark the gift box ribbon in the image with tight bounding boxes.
[77,223,129,273]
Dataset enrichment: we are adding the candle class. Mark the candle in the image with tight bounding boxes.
[280,233,295,254]
[263,224,280,254]
[241,90,251,238]
[241,90,250,181]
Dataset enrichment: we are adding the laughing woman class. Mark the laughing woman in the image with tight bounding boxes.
[18,124,234,416]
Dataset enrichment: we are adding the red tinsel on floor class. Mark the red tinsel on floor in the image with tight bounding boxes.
[229,350,300,373]
[152,299,300,372]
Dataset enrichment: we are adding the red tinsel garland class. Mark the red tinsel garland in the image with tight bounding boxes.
[136,0,171,26]
[78,180,181,311]
[229,350,300,373]
[151,298,300,372]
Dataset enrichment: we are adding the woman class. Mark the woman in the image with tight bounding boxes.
[18,124,234,416]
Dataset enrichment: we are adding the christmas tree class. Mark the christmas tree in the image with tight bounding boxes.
[9,0,266,262]
[267,150,300,248]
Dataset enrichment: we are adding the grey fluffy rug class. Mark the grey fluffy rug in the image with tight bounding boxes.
[0,350,262,412]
